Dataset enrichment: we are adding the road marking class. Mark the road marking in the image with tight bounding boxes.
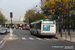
[29,37,34,40]
[36,38,42,40]
[22,37,26,40]
[0,40,3,44]
[0,40,6,49]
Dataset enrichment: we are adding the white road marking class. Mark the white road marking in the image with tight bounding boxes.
[36,38,42,40]
[22,37,26,40]
[0,40,6,49]
[29,37,34,40]
[0,40,3,44]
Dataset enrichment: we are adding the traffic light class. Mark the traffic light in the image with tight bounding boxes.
[10,12,13,18]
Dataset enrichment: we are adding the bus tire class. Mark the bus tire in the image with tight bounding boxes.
[30,31,33,35]
[37,32,40,36]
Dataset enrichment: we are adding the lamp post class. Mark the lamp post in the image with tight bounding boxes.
[71,0,74,32]
[58,16,60,34]
[71,12,74,32]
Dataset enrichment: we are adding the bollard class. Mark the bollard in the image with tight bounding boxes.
[9,28,13,36]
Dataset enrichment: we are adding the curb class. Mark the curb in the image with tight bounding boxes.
[56,36,75,44]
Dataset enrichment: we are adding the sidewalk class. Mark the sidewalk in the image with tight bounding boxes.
[56,31,75,43]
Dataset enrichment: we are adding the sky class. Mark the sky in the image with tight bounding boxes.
[0,0,41,20]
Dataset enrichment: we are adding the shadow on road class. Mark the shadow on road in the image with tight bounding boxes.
[0,33,7,35]
[38,36,58,39]
[32,34,58,39]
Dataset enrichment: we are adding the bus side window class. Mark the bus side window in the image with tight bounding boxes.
[40,22,41,29]
[30,24,34,29]
[36,22,41,30]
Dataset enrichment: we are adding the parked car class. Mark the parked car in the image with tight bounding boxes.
[0,28,7,34]
[1,28,10,33]
[6,28,10,33]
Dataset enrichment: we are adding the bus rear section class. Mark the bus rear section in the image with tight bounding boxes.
[40,24,56,36]
[30,20,56,37]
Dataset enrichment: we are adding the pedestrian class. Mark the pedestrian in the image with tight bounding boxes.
[63,25,65,32]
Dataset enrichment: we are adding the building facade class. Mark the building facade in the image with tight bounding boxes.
[0,9,5,15]
[19,17,24,21]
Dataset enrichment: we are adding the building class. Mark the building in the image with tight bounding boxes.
[5,20,27,28]
[0,9,5,15]
[19,17,24,21]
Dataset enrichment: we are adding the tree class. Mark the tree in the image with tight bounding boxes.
[43,0,75,15]
[24,9,44,24]
[0,13,7,24]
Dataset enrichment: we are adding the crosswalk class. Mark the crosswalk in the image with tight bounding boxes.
[21,37,59,41]
[29,37,34,40]
[22,37,26,40]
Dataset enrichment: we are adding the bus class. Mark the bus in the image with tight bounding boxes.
[30,19,56,36]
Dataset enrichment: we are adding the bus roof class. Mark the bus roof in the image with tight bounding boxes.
[30,19,55,24]
[31,20,42,24]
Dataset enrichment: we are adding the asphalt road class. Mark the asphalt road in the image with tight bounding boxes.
[0,34,6,41]
[0,29,75,50]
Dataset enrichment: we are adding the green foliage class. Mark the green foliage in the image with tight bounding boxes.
[24,9,44,23]
[0,13,6,24]
[43,0,75,15]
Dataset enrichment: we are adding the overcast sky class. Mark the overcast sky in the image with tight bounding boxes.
[0,0,41,20]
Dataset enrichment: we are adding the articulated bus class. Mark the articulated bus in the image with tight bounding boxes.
[30,19,56,36]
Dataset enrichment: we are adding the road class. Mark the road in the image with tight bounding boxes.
[0,29,75,50]
[0,34,6,41]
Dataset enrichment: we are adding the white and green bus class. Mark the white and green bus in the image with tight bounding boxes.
[30,19,56,36]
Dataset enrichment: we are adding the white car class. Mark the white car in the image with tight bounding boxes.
[0,29,7,34]
[2,28,10,33]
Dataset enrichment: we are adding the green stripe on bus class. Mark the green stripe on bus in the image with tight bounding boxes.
[41,20,43,24]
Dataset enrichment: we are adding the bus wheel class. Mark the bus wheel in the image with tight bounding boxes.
[37,32,40,36]
[30,31,33,35]
[30,32,33,35]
